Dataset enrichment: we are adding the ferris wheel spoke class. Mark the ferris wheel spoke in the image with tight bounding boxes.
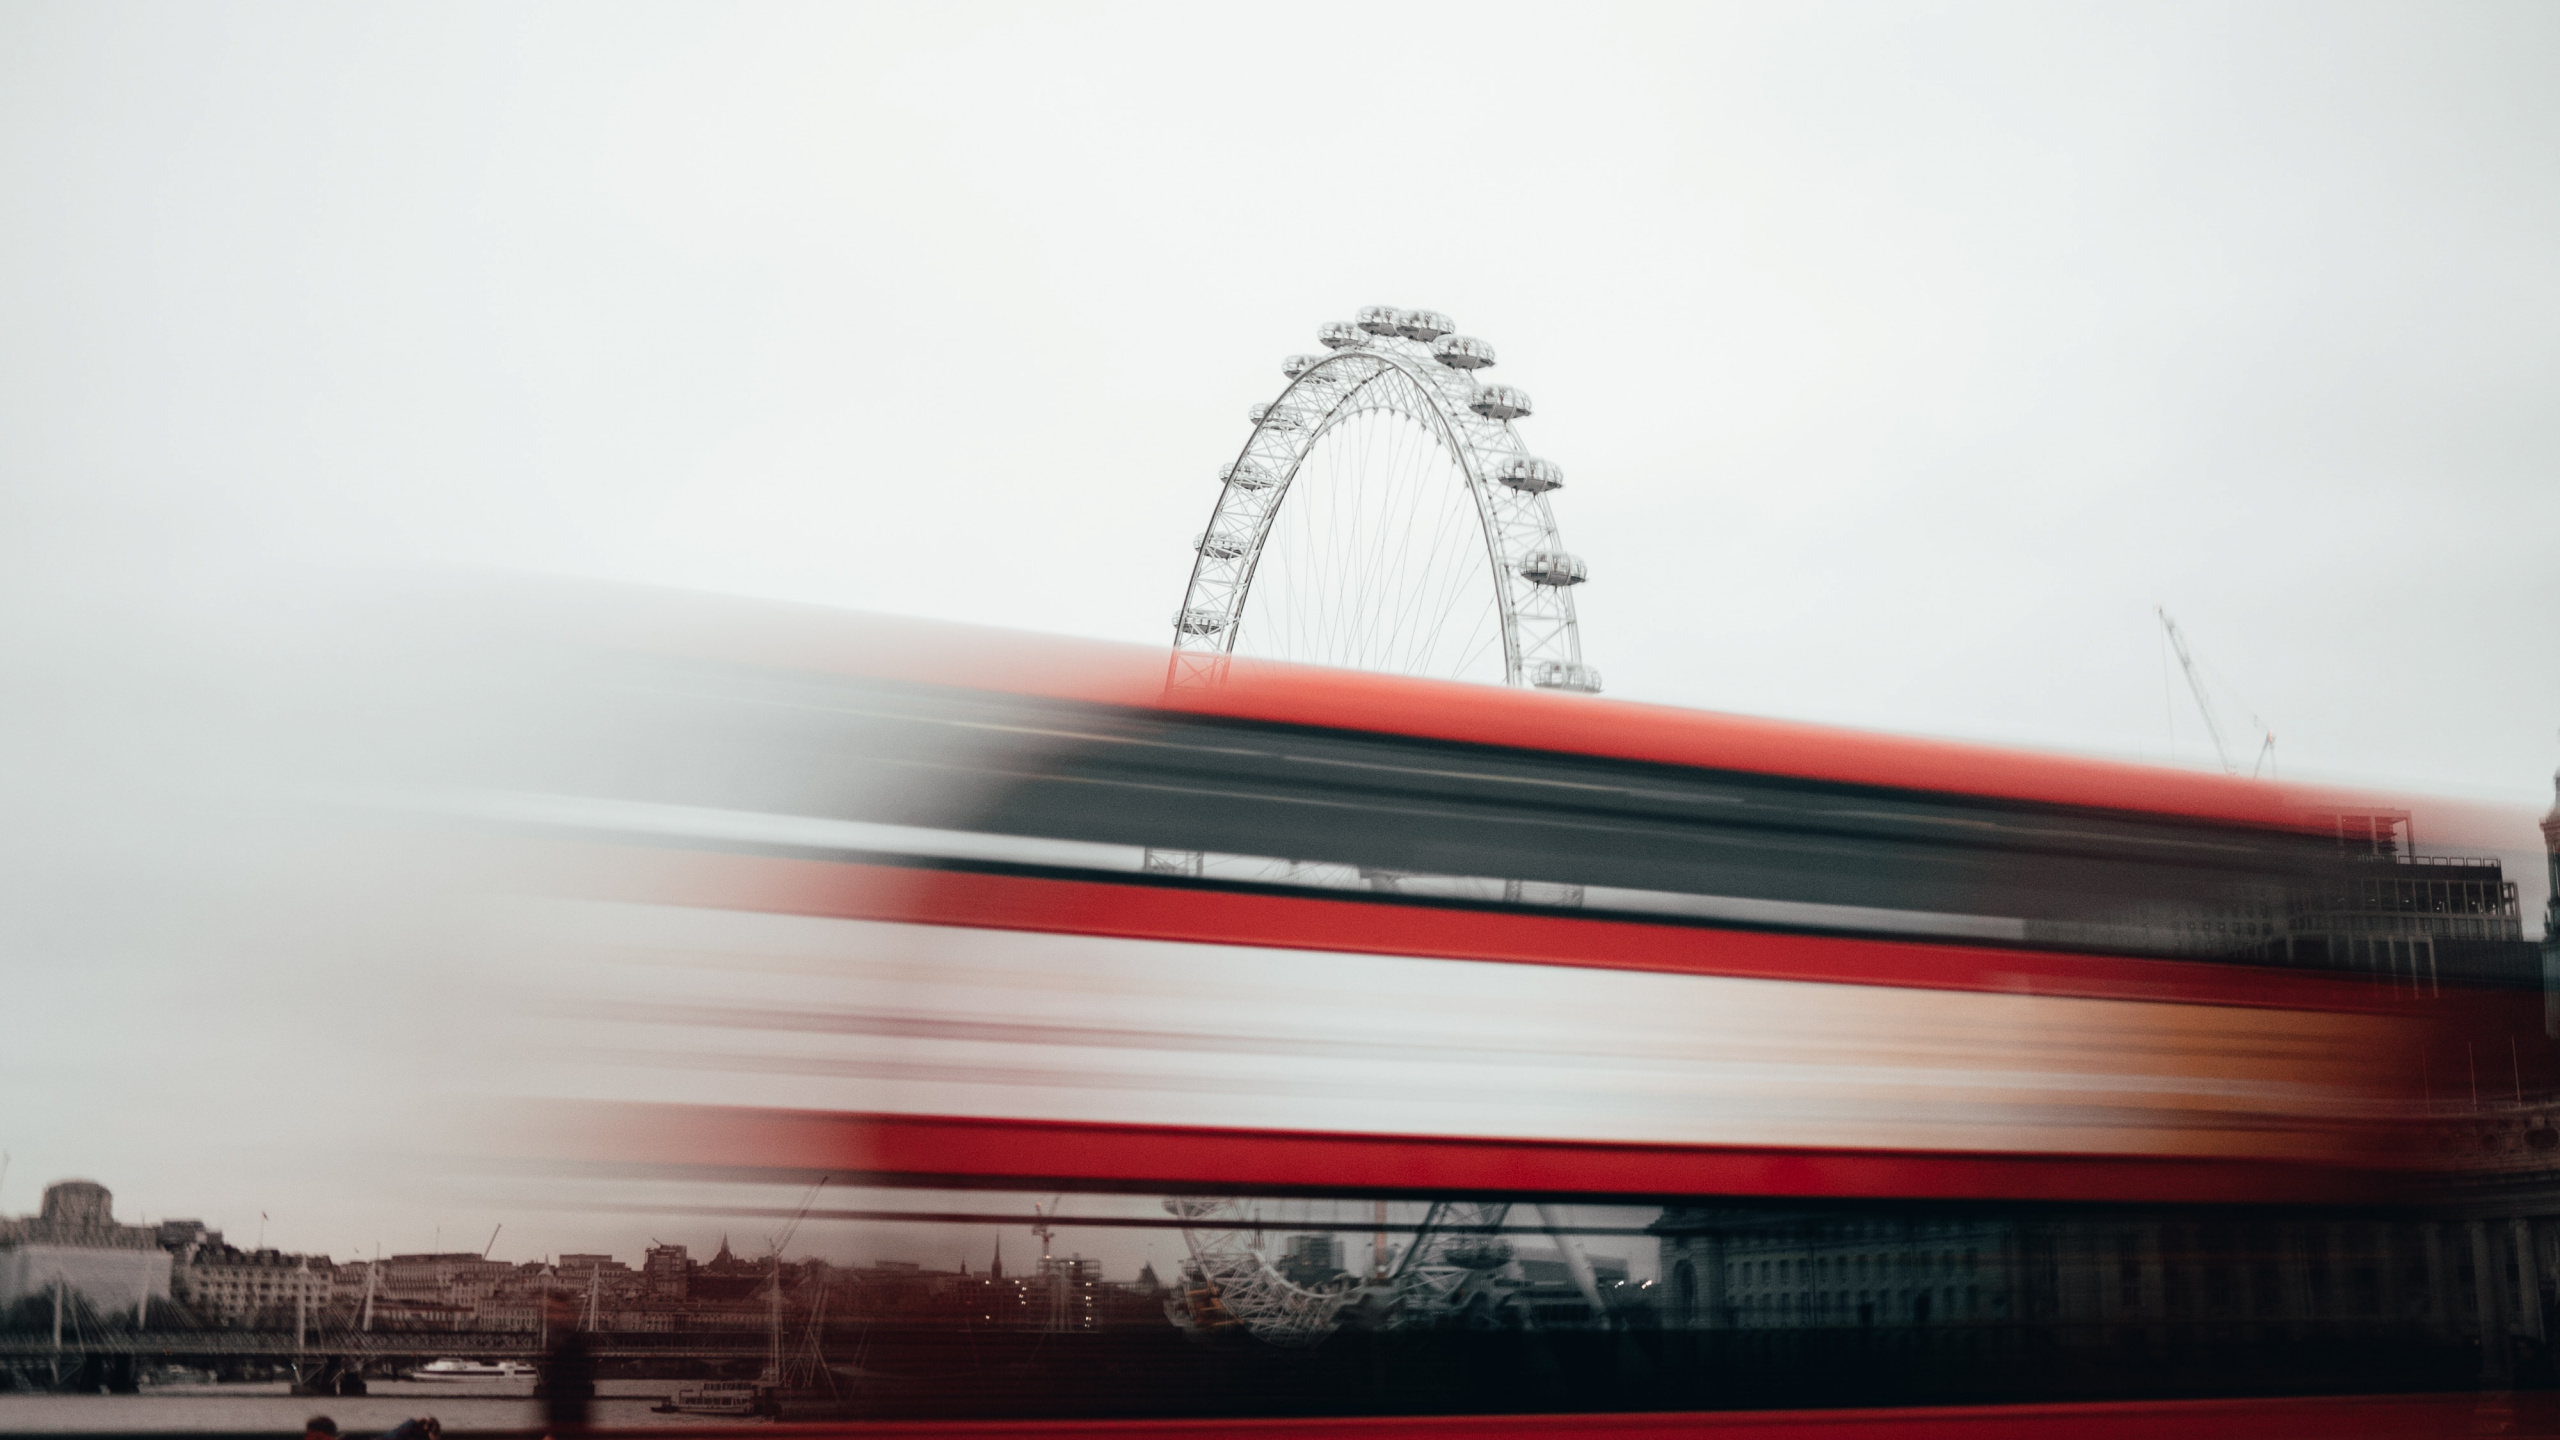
[1378,416,1431,665]
[1393,454,1476,669]
[1360,414,1398,663]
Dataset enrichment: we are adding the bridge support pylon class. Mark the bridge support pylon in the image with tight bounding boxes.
[291,1355,367,1397]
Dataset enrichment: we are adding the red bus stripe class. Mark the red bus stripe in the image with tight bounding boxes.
[742,1391,2554,1439]
[545,843,2408,1014]
[567,589,2394,834]
[531,1104,2417,1205]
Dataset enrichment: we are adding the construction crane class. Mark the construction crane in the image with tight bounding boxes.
[768,1176,828,1259]
[1028,1196,1071,1331]
[2156,606,2276,779]
[764,1177,829,1388]
[1028,1197,1056,1264]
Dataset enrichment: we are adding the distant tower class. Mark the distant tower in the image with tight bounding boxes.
[643,1242,690,1302]
[39,1181,114,1230]
[990,1236,1003,1283]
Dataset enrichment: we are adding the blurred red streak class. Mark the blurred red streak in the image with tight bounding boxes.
[521,1103,2416,1205]
[603,1391,2558,1438]
[548,587,2419,837]
[521,840,2422,1015]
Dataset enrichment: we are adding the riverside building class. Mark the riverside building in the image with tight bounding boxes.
[0,1181,172,1322]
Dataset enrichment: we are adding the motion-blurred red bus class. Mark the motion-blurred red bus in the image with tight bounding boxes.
[439,586,2551,1437]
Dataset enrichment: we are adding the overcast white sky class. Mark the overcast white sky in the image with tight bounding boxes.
[3,2,2557,1271]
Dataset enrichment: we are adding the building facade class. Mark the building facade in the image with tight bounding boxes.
[1652,1205,2526,1362]
[171,1246,333,1327]
[644,1243,690,1302]
[0,1181,173,1320]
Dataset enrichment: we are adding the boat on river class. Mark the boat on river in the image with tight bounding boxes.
[652,1379,770,1416]
[412,1358,537,1382]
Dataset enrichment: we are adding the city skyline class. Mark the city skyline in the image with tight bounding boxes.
[0,1174,1655,1310]
[0,1176,1158,1288]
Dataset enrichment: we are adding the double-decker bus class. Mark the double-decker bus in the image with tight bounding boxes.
[439,584,2551,1437]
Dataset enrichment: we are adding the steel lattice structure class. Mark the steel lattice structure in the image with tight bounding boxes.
[1161,1196,1540,1348]
[1161,1197,1360,1348]
[1168,306,1599,694]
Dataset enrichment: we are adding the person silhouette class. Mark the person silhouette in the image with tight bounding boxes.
[537,1290,594,1438]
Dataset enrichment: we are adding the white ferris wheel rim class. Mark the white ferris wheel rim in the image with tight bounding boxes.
[1170,308,1598,695]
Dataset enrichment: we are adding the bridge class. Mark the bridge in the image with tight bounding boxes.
[0,1330,777,1393]
[0,1330,776,1361]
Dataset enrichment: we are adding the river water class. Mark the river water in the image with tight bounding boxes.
[0,1378,726,1433]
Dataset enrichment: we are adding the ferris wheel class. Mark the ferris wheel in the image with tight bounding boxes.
[1169,306,1599,694]
[1159,309,1601,1348]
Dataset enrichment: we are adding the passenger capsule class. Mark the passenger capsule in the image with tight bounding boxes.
[1281,354,1325,380]
[1317,320,1365,349]
[1175,606,1231,635]
[1433,334,1496,370]
[1491,456,1563,493]
[1527,660,1603,693]
[1247,401,1304,431]
[1470,384,1533,421]
[1355,305,1404,336]
[1219,460,1276,491]
[1518,550,1587,586]
[1195,531,1247,560]
[1396,309,1455,342]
